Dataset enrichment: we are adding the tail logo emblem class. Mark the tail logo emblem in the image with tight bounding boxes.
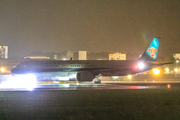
[148,47,157,57]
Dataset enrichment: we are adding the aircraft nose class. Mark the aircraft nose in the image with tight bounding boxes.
[11,67,18,74]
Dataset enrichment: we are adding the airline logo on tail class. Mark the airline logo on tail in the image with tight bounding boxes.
[148,47,157,57]
[139,37,160,61]
[145,38,160,60]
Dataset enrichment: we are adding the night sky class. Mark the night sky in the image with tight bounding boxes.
[0,0,180,57]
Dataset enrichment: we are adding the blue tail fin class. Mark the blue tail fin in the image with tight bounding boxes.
[139,37,160,61]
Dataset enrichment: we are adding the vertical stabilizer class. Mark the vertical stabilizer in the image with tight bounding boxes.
[139,37,160,61]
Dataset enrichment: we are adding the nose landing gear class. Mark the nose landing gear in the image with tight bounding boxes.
[93,74,101,84]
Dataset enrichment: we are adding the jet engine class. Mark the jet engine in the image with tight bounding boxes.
[76,72,94,82]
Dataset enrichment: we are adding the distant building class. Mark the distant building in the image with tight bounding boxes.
[109,53,126,60]
[79,51,87,60]
[24,56,50,59]
[67,51,74,60]
[0,46,8,59]
[173,53,180,59]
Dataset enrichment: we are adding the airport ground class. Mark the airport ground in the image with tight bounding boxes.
[0,65,180,120]
[0,87,180,120]
[0,75,180,120]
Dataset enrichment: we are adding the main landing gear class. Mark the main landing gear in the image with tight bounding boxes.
[93,74,101,84]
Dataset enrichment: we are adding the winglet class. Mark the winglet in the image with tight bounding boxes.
[139,37,160,61]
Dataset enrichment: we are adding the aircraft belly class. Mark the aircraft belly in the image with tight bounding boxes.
[100,70,134,76]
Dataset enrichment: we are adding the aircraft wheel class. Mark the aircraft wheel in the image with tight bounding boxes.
[94,78,101,84]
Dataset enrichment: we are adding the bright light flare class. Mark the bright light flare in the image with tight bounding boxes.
[175,68,178,72]
[138,63,145,69]
[165,68,169,73]
[127,75,131,79]
[1,68,5,72]
[69,74,77,79]
[0,74,37,90]
[57,77,69,81]
[153,68,160,75]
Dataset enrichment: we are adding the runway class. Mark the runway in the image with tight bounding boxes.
[0,80,179,91]
[0,85,180,120]
[0,73,180,91]
[0,75,180,119]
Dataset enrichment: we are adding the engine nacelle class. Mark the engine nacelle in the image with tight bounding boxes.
[76,72,94,82]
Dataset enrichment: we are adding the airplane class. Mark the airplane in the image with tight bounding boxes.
[11,37,172,83]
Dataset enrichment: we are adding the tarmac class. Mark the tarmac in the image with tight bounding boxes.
[0,78,180,120]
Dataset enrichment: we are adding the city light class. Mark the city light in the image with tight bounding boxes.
[127,75,131,79]
[153,68,160,75]
[176,60,179,63]
[175,68,178,72]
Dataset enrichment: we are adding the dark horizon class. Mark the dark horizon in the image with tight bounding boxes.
[0,0,180,58]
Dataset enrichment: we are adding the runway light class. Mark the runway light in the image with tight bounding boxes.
[167,84,171,88]
[153,68,160,75]
[165,68,169,73]
[0,68,5,72]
